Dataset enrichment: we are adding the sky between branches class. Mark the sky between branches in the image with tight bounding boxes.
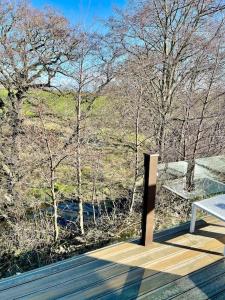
[32,0,126,30]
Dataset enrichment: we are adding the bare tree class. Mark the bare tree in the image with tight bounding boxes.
[113,59,148,212]
[38,108,69,241]
[0,1,74,203]
[62,31,120,234]
[108,0,225,162]
[179,28,225,190]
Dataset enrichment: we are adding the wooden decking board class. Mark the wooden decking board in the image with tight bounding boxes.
[210,287,225,300]
[93,248,222,300]
[56,239,223,300]
[0,218,224,300]
[0,217,189,293]
[171,271,225,300]
[0,228,203,299]
[0,254,99,293]
[0,217,215,293]
[0,235,192,300]
[98,238,224,300]
[14,225,221,300]
[0,239,143,292]
[0,255,97,292]
[136,259,225,300]
[0,242,142,293]
[11,235,194,299]
[153,219,208,242]
[153,216,221,241]
[0,241,139,292]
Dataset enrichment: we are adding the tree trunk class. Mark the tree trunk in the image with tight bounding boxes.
[76,91,84,235]
[130,89,141,213]
[51,169,59,241]
[158,116,166,162]
[91,180,96,225]
[8,92,23,203]
[186,159,195,192]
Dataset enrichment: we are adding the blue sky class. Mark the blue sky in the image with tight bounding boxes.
[32,0,126,29]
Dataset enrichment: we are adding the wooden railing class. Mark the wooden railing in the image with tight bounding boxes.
[141,153,159,246]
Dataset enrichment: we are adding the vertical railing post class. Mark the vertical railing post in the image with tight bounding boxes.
[141,153,159,246]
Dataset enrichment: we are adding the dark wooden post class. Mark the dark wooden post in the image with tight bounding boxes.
[141,153,159,246]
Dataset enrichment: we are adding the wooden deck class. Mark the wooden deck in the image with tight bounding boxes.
[0,217,225,300]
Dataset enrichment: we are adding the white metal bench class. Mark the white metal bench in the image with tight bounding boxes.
[190,194,225,255]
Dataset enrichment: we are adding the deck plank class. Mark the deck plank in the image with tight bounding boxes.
[0,217,224,300]
[0,222,210,298]
[136,259,225,300]
[2,234,199,299]
[172,272,225,299]
[92,249,222,300]
[57,238,223,300]
[210,287,225,300]
[0,217,214,292]
[0,241,139,292]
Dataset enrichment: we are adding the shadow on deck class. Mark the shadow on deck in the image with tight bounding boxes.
[0,217,225,299]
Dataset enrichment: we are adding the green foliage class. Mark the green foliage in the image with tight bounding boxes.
[55,182,75,195]
[32,90,74,117]
[0,89,8,99]
[91,96,107,112]
[28,188,50,201]
[82,166,92,179]
[0,88,109,121]
[22,101,37,117]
